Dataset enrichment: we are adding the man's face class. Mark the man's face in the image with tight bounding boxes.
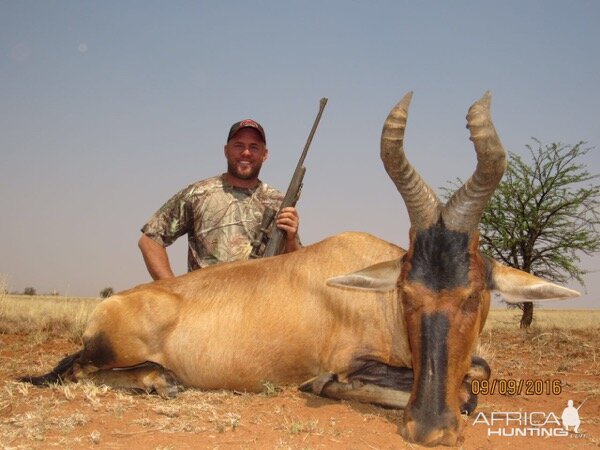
[224,128,268,181]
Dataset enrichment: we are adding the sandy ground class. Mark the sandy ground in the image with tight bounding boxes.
[1,327,598,449]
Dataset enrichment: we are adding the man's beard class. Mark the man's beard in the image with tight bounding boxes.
[227,160,263,180]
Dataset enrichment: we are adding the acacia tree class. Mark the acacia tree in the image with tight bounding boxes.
[478,139,599,327]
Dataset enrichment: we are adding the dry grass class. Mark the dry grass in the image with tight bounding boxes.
[0,293,100,343]
[484,308,600,331]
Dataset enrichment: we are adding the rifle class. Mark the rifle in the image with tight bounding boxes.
[250,97,328,258]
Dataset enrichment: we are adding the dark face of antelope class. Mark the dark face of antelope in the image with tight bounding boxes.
[381,92,506,446]
[398,223,492,446]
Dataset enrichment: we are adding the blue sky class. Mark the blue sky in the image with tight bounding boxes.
[1,1,599,308]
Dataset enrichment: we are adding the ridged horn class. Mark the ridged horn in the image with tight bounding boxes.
[381,92,441,230]
[442,91,507,231]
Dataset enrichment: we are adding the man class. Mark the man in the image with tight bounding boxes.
[139,119,301,280]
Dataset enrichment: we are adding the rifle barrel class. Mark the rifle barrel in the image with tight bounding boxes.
[293,98,328,173]
[261,97,328,257]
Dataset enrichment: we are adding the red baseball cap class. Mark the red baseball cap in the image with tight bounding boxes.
[227,119,266,144]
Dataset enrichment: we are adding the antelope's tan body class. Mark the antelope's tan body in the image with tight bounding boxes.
[85,232,409,390]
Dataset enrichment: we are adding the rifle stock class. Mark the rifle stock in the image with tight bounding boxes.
[250,98,328,258]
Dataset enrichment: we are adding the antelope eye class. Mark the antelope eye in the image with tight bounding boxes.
[461,292,480,312]
[401,289,423,312]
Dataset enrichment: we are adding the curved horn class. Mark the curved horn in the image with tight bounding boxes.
[442,91,507,231]
[381,92,441,230]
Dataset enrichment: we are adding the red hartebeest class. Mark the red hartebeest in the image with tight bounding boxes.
[22,92,579,447]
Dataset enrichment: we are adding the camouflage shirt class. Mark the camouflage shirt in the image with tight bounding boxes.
[141,175,287,271]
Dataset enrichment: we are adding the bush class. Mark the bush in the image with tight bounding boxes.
[23,287,36,296]
[100,287,114,298]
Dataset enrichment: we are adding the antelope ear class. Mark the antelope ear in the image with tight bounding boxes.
[326,258,402,292]
[491,261,580,304]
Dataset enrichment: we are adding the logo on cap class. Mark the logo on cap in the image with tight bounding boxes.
[239,119,258,128]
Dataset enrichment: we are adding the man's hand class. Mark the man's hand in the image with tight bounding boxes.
[276,207,301,253]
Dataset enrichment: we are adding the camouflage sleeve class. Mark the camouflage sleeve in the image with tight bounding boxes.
[140,185,192,247]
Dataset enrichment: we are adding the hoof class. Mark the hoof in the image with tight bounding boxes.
[299,373,338,395]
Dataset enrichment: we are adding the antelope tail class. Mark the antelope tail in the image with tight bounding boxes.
[18,350,82,385]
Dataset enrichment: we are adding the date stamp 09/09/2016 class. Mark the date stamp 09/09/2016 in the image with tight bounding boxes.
[471,378,562,396]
